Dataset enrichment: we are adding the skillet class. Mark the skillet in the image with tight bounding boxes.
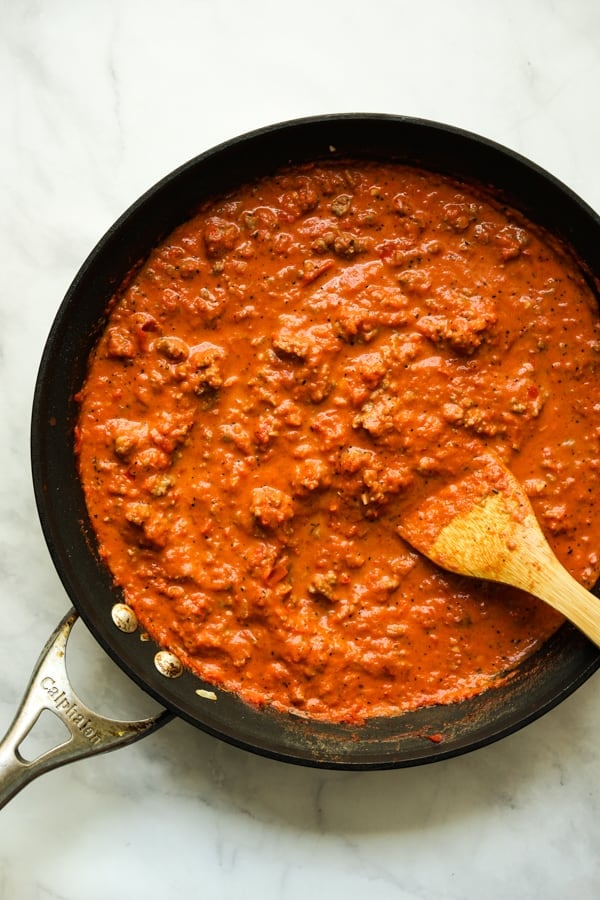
[1,114,599,806]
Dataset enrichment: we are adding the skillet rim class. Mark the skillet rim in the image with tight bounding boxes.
[30,112,600,769]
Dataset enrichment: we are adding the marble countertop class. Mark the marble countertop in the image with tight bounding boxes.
[2,1,600,897]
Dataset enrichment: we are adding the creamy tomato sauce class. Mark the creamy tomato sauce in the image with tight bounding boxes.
[75,162,600,723]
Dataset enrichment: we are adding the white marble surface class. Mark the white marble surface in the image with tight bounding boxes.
[1,0,600,896]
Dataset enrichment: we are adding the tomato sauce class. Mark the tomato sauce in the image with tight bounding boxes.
[75,162,600,723]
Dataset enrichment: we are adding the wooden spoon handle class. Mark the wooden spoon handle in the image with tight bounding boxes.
[489,523,600,648]
[528,556,600,648]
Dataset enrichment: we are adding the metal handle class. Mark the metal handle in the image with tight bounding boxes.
[0,609,173,809]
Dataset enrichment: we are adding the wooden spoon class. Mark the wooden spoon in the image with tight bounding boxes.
[397,452,600,647]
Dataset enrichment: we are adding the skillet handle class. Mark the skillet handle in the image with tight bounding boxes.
[0,609,173,809]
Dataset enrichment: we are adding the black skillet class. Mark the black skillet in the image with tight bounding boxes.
[2,114,599,805]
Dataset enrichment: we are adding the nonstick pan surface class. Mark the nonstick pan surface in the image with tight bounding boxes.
[30,114,600,769]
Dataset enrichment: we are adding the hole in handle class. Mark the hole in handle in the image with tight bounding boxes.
[17,709,71,763]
